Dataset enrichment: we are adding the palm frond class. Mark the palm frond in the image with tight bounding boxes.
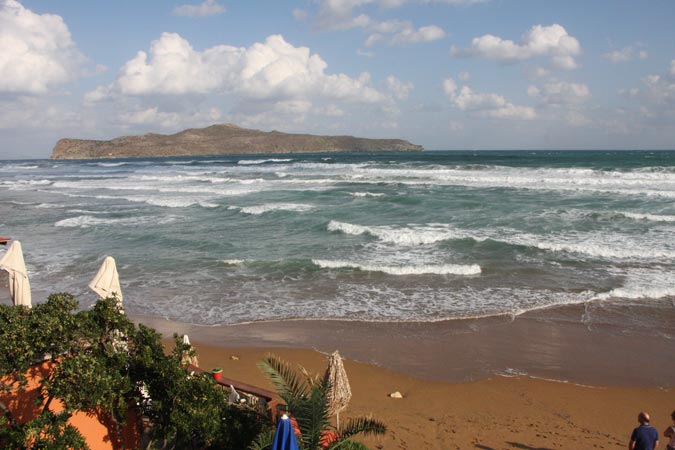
[294,385,330,450]
[247,429,276,450]
[257,356,309,403]
[337,417,387,441]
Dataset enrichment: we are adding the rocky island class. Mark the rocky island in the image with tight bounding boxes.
[50,124,423,159]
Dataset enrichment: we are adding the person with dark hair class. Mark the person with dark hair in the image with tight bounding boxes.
[664,410,675,450]
[630,412,659,450]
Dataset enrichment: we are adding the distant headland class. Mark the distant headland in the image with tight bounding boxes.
[50,123,423,160]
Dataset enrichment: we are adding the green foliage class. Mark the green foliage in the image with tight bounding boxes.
[0,293,81,394]
[256,356,387,450]
[0,293,270,450]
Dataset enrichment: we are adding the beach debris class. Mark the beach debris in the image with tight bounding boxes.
[389,391,403,399]
[230,355,239,361]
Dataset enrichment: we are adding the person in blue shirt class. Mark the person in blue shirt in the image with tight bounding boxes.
[630,411,659,450]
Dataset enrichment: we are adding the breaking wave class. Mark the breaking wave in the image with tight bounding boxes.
[55,215,178,228]
[312,259,481,275]
[238,158,293,165]
[233,203,315,215]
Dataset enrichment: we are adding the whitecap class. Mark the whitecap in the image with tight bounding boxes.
[238,203,314,215]
[238,158,293,165]
[327,220,461,246]
[55,214,178,228]
[618,211,675,223]
[593,268,675,301]
[312,259,481,275]
[222,259,245,266]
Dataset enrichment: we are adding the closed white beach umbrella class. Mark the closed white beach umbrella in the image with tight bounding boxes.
[324,350,352,428]
[0,240,32,308]
[181,334,199,367]
[89,256,123,305]
[90,256,127,351]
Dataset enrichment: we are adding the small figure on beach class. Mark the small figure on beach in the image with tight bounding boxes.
[663,410,675,450]
[629,412,659,450]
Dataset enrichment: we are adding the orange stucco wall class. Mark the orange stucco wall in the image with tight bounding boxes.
[1,361,140,450]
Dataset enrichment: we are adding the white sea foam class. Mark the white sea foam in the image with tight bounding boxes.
[222,259,244,266]
[351,192,385,197]
[55,215,178,228]
[312,259,481,275]
[327,220,675,261]
[343,165,675,198]
[238,203,314,215]
[94,162,128,167]
[619,211,675,222]
[1,179,52,189]
[56,191,219,209]
[5,200,37,206]
[593,268,675,300]
[327,220,465,245]
[7,165,39,170]
[67,209,109,215]
[238,158,293,165]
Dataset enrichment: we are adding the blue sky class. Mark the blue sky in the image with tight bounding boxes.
[1,0,675,158]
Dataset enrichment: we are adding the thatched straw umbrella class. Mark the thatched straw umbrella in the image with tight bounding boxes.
[324,350,351,428]
[181,334,199,368]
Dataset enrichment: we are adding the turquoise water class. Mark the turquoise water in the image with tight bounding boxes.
[1,151,674,329]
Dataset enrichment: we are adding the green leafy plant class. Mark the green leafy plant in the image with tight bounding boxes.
[251,355,386,450]
[0,293,269,450]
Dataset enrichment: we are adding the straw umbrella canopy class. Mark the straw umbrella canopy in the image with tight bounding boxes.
[0,240,32,308]
[88,256,123,308]
[180,334,199,368]
[324,350,351,428]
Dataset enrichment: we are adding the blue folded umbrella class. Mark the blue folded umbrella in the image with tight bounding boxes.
[272,415,300,450]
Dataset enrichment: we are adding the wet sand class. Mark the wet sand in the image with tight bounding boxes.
[137,303,675,387]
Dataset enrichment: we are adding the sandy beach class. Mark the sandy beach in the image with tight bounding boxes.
[175,342,674,450]
[143,304,675,450]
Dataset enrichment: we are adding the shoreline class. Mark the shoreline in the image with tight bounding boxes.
[135,302,675,388]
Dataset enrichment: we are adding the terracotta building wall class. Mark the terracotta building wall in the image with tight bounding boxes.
[1,361,140,450]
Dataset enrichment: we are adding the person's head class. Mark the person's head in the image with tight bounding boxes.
[638,412,651,424]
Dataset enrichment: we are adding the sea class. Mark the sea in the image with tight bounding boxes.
[1,150,674,338]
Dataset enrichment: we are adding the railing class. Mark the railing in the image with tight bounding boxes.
[188,366,285,421]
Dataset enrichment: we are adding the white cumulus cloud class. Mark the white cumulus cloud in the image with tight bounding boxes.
[311,0,445,46]
[603,46,648,63]
[173,0,226,17]
[117,106,222,129]
[366,24,445,46]
[0,0,85,94]
[96,33,386,104]
[453,24,581,70]
[638,60,675,108]
[528,81,590,105]
[386,75,413,99]
[443,77,536,119]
